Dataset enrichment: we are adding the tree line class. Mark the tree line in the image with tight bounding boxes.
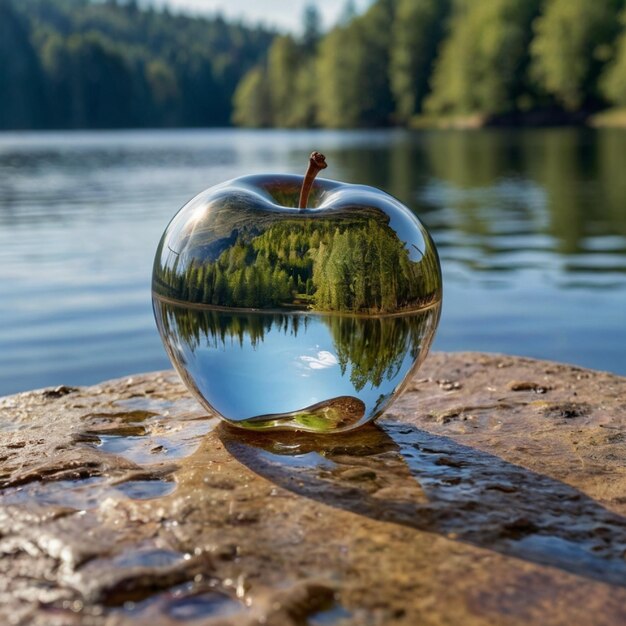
[5,0,623,130]
[234,0,626,127]
[153,218,441,314]
[0,0,273,129]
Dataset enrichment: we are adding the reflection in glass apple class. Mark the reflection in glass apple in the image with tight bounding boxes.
[154,302,440,432]
[152,169,442,433]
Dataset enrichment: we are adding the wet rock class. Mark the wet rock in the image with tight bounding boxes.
[508,380,551,393]
[41,385,79,399]
[437,379,463,391]
[1,354,626,625]
[338,468,378,481]
[539,402,591,419]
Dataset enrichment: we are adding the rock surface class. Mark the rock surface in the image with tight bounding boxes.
[0,352,625,625]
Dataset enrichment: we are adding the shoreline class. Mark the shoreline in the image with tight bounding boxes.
[3,109,626,135]
[410,108,626,130]
[152,291,442,319]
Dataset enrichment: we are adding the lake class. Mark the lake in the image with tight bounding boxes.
[0,128,625,396]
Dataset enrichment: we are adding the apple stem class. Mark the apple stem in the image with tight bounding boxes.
[298,151,327,209]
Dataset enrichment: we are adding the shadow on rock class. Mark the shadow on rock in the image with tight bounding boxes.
[219,420,626,587]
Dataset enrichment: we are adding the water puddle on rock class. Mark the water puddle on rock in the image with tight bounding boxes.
[109,547,185,570]
[115,479,176,500]
[164,591,243,621]
[0,476,176,509]
[1,406,215,511]
[117,582,244,621]
[84,406,215,466]
[0,476,108,509]
[94,418,212,466]
[308,604,353,625]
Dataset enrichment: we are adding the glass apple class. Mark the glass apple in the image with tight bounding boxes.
[152,153,442,433]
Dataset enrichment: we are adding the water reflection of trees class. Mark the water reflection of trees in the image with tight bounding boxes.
[154,217,441,314]
[351,129,626,263]
[155,300,439,392]
[598,131,626,240]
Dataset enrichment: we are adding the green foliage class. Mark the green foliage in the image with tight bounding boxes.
[426,0,541,116]
[153,218,441,314]
[0,0,46,129]
[231,0,626,127]
[66,33,134,127]
[531,0,621,110]
[290,60,318,127]
[231,2,324,128]
[600,10,626,105]
[6,0,626,129]
[311,222,425,312]
[267,35,302,127]
[232,25,318,128]
[325,313,434,391]
[232,66,271,127]
[237,0,399,129]
[315,26,361,128]
[389,0,450,121]
[145,59,180,122]
[0,0,273,129]
[317,0,395,128]
[302,4,322,50]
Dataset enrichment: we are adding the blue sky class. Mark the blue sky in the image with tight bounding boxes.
[148,0,373,32]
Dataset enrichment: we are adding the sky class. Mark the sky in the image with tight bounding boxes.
[148,0,373,33]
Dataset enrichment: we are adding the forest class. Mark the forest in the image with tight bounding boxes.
[153,218,442,314]
[0,0,273,129]
[236,0,626,127]
[3,0,626,130]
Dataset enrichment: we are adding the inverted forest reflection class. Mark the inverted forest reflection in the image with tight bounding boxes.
[153,299,440,432]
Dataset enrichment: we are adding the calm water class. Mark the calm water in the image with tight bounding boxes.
[1,128,625,395]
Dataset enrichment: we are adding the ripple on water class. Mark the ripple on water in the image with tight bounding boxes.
[118,583,244,621]
[94,418,213,465]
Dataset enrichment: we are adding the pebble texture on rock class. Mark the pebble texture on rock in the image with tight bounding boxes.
[1,352,625,625]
